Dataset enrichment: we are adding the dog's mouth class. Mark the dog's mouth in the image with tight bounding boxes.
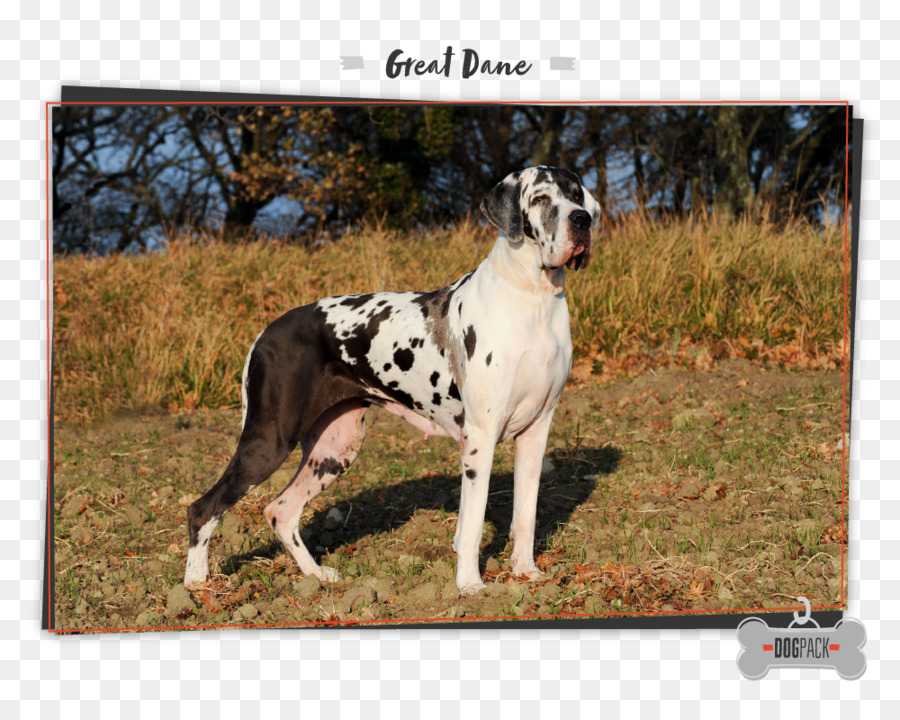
[565,239,591,271]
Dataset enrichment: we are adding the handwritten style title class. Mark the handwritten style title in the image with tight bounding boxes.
[385,46,533,79]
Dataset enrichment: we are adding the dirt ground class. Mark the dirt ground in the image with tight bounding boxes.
[52,359,847,631]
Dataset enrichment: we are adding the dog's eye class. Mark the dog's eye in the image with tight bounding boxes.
[531,195,548,206]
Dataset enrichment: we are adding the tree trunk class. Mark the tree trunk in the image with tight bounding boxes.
[532,108,568,166]
[714,106,753,217]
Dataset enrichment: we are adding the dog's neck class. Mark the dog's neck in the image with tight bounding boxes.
[485,232,566,296]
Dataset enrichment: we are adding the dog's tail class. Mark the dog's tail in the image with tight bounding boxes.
[240,330,265,430]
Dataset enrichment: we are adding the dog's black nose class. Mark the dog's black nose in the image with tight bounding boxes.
[569,209,591,230]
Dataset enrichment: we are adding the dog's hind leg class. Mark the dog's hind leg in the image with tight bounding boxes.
[184,420,296,588]
[263,401,367,582]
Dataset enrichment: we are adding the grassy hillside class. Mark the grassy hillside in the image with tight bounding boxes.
[52,214,846,422]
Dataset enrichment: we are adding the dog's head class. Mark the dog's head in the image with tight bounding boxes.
[480,166,601,271]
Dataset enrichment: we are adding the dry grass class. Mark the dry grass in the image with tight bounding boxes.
[52,212,845,422]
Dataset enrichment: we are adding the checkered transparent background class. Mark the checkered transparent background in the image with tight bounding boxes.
[7,0,898,716]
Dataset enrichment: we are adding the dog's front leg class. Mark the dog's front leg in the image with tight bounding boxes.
[509,412,555,579]
[454,428,498,596]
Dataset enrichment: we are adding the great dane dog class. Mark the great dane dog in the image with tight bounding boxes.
[184,166,601,596]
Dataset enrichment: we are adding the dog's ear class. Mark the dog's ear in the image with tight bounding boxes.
[582,185,602,231]
[481,172,523,240]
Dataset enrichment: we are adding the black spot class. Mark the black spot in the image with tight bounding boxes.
[463,325,477,360]
[454,410,465,427]
[203,538,209,546]
[458,301,463,315]
[272,518,277,529]
[448,380,461,401]
[339,294,372,309]
[410,337,424,348]
[314,457,346,479]
[465,468,477,480]
[485,352,492,366]
[432,393,442,406]
[293,533,301,547]
[394,347,415,371]
[388,380,399,388]
[548,167,585,204]
[383,363,392,372]
[377,299,388,306]
[469,448,478,455]
[522,210,535,239]
[430,371,440,387]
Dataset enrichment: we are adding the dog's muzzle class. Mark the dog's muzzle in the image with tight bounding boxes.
[565,209,593,271]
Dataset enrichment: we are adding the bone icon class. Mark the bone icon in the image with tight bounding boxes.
[737,616,867,680]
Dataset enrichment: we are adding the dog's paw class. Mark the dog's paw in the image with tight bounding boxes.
[458,580,487,597]
[510,561,545,581]
[315,565,341,583]
[183,569,209,590]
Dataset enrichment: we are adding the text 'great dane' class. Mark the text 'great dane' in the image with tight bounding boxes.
[184,166,602,596]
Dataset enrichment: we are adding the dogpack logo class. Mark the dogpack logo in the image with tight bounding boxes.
[737,598,867,680]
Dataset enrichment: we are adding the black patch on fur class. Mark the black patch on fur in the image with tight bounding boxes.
[383,363,392,372]
[339,294,373,310]
[393,347,415,371]
[314,457,345,479]
[481,175,523,239]
[463,325,477,360]
[469,448,478,455]
[454,410,465,427]
[485,352,492,366]
[548,166,585,205]
[522,209,535,239]
[465,468,477,480]
[448,380,461,401]
[325,304,418,409]
[430,371,440,387]
[432,393,442,406]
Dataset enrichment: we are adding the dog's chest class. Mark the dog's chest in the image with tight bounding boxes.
[501,305,572,434]
[455,282,572,437]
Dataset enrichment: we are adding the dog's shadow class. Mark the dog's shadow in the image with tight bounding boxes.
[223,445,623,575]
